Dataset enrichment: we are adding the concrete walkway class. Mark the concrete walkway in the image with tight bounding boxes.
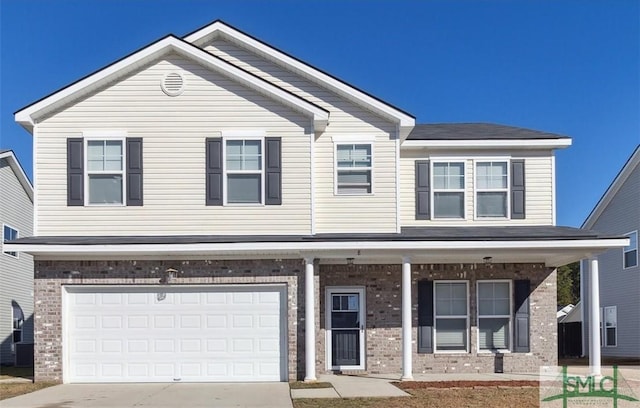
[291,374,410,399]
[0,383,294,408]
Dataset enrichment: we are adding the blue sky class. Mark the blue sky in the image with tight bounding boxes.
[1,0,638,228]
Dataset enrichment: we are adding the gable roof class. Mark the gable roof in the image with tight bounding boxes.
[184,20,416,137]
[582,145,640,229]
[0,150,33,202]
[403,123,572,149]
[14,35,329,132]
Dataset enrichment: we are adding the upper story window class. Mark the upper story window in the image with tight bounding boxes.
[3,225,18,257]
[477,281,511,352]
[67,135,143,207]
[225,139,263,204]
[476,161,508,218]
[434,281,468,352]
[336,144,372,195]
[624,231,638,268]
[87,139,124,205]
[432,162,465,218]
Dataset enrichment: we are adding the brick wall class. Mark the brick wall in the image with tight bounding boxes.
[33,259,307,382]
[34,260,556,382]
[319,263,557,375]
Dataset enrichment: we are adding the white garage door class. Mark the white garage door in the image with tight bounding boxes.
[64,285,286,383]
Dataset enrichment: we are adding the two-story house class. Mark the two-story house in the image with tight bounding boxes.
[7,20,627,383]
[1,149,34,366]
[581,146,639,360]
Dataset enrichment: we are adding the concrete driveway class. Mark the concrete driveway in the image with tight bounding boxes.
[1,383,293,408]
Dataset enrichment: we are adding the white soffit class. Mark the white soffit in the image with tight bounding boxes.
[15,36,329,132]
[5,238,629,267]
[401,139,573,150]
[184,21,415,133]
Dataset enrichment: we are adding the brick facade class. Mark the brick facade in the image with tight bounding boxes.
[318,263,557,375]
[34,260,556,383]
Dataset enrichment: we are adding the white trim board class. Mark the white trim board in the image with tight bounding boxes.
[15,36,329,133]
[184,21,415,135]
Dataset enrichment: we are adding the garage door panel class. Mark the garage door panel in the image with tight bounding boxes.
[65,285,285,383]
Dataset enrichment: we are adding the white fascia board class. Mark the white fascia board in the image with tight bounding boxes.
[0,151,33,202]
[184,22,415,129]
[582,147,640,229]
[15,36,329,132]
[4,238,629,255]
[401,139,572,150]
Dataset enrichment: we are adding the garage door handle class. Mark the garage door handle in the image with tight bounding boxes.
[173,378,182,382]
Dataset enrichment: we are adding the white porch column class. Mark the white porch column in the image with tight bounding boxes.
[588,258,601,376]
[304,257,317,382]
[401,256,413,380]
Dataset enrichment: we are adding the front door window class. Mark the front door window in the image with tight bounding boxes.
[327,288,365,369]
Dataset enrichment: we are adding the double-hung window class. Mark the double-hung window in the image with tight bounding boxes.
[336,144,372,195]
[603,306,617,347]
[225,139,263,204]
[434,281,468,352]
[476,161,508,218]
[12,303,24,345]
[86,139,125,205]
[477,281,511,351]
[624,231,638,268]
[432,162,465,218]
[3,225,18,257]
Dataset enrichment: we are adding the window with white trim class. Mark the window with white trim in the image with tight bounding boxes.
[477,281,511,351]
[476,161,508,218]
[225,139,263,204]
[432,162,465,218]
[86,139,124,204]
[336,144,372,195]
[603,306,617,347]
[12,303,24,345]
[3,225,18,257]
[434,281,468,352]
[624,231,638,268]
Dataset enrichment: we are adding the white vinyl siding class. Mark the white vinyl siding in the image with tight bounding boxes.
[399,151,554,226]
[204,38,398,233]
[35,54,313,235]
[581,157,639,358]
[0,157,34,364]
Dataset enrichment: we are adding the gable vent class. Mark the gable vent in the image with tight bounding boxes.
[161,72,185,96]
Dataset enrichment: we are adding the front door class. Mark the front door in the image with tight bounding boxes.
[326,287,365,370]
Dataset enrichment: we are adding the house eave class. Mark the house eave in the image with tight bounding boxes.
[6,238,628,267]
[184,20,415,132]
[14,35,329,133]
[401,138,573,150]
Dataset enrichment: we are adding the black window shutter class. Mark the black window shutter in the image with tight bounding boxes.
[513,279,530,352]
[67,138,84,206]
[511,160,525,219]
[126,138,143,206]
[265,137,282,205]
[206,138,223,206]
[415,160,430,220]
[417,280,434,353]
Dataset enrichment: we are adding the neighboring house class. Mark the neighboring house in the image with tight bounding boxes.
[0,149,34,365]
[7,20,627,383]
[581,146,640,359]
